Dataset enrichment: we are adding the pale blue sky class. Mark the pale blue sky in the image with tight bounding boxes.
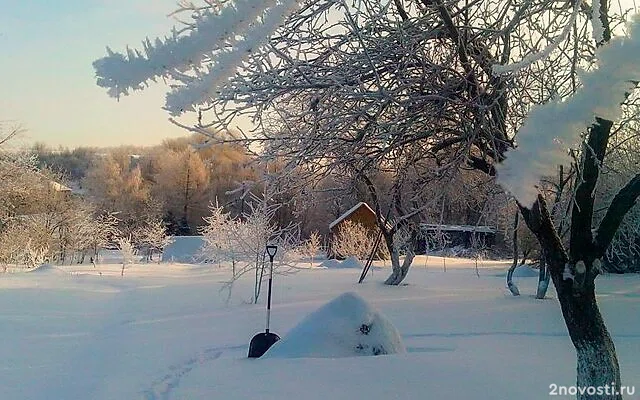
[2,1,638,148]
[0,0,194,147]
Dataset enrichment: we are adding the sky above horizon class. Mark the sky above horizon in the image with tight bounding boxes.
[2,1,638,149]
[0,0,202,148]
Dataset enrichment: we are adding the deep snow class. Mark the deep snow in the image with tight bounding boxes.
[265,292,405,358]
[0,257,638,400]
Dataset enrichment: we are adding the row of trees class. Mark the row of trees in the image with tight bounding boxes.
[32,137,258,238]
[0,127,172,268]
[33,133,517,247]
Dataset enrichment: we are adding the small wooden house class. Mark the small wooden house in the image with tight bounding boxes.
[328,202,381,259]
[329,202,378,233]
[48,180,73,197]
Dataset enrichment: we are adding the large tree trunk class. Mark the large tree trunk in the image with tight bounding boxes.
[570,295,621,400]
[521,197,622,399]
[548,257,621,399]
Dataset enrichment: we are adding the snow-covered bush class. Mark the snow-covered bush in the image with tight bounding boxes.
[332,220,377,260]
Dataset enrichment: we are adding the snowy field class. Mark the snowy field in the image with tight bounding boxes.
[1,258,639,400]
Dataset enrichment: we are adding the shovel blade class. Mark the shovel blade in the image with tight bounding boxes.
[248,332,280,358]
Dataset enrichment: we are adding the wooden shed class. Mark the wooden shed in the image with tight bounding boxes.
[328,202,381,259]
[329,202,378,232]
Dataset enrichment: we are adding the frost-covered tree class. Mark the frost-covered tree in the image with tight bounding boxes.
[84,152,160,237]
[200,186,300,303]
[0,126,117,268]
[152,148,209,234]
[0,128,41,228]
[117,236,135,276]
[86,212,120,264]
[60,201,97,263]
[200,201,237,268]
[594,110,640,273]
[93,0,585,286]
[134,218,173,262]
[494,14,640,397]
[94,0,640,396]
[303,230,322,266]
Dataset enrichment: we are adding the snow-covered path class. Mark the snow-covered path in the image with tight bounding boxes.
[1,261,638,399]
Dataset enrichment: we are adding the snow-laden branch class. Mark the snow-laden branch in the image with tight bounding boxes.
[592,0,605,44]
[492,4,579,75]
[496,14,640,205]
[164,0,301,115]
[93,0,301,114]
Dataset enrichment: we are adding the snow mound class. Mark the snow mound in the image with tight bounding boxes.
[28,264,68,275]
[319,256,363,269]
[265,292,405,359]
[340,256,364,269]
[319,259,341,269]
[511,265,540,278]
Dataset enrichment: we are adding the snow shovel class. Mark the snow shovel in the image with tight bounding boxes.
[248,245,280,358]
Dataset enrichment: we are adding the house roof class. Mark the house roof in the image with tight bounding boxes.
[328,202,376,230]
[48,180,73,192]
[420,224,496,234]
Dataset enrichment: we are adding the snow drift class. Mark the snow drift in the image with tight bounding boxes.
[265,292,405,359]
[511,265,540,278]
[320,256,364,269]
[28,264,68,275]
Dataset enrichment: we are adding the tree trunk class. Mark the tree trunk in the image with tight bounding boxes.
[535,254,550,299]
[383,230,417,285]
[521,198,622,399]
[554,272,621,399]
[384,246,414,285]
[507,211,520,296]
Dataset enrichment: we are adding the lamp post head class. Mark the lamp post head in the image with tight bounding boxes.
[266,245,278,261]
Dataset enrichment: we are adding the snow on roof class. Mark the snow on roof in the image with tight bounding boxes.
[328,202,376,230]
[420,224,495,234]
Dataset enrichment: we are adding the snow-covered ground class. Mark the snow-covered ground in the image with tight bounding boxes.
[1,257,638,400]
